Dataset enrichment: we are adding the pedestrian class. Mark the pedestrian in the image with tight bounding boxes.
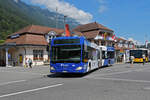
[28,58,32,68]
[130,55,134,66]
[25,58,28,68]
[143,54,146,65]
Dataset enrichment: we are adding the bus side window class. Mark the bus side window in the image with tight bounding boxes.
[97,50,100,59]
[102,51,105,59]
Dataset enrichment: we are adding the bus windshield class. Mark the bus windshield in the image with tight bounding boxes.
[107,51,114,59]
[130,50,142,58]
[51,45,81,63]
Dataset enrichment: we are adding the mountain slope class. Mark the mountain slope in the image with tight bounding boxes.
[0,0,79,41]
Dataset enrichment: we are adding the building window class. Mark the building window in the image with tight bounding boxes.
[129,44,133,48]
[33,50,44,61]
[118,43,123,47]
[125,43,128,48]
[101,41,105,46]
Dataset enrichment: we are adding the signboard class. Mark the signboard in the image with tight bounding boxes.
[10,34,20,39]
[48,31,57,36]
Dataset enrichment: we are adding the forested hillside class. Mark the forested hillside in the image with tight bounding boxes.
[0,0,79,43]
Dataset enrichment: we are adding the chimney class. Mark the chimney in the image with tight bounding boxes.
[65,24,71,37]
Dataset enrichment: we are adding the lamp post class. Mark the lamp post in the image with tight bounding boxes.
[64,15,67,35]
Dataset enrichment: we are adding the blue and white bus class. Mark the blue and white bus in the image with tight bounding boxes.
[50,36,100,73]
[99,46,115,66]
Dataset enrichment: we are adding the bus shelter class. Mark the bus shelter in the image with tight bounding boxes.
[0,43,17,67]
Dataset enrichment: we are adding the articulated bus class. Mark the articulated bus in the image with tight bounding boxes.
[50,36,100,73]
[130,49,149,63]
[99,46,115,66]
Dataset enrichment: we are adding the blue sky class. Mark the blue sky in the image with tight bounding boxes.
[21,0,150,44]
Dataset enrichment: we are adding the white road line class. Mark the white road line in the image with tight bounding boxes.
[93,77,150,83]
[0,80,26,86]
[0,83,63,98]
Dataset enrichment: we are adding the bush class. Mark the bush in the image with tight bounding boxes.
[0,40,5,44]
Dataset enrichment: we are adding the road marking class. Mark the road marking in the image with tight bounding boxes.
[0,80,26,86]
[93,77,150,83]
[0,83,63,98]
[143,87,150,90]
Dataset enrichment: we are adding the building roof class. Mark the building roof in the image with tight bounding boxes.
[5,34,48,46]
[72,31,84,37]
[72,22,114,32]
[116,37,126,42]
[116,37,135,44]
[72,30,100,39]
[83,30,100,39]
[5,25,66,46]
[10,25,64,36]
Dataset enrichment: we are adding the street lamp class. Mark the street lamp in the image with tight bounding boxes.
[64,15,67,35]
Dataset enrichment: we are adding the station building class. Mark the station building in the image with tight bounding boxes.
[0,25,64,67]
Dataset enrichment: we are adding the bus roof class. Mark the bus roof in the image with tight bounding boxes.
[131,48,148,51]
[51,36,99,49]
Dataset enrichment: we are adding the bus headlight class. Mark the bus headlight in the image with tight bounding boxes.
[50,67,55,70]
[76,67,82,70]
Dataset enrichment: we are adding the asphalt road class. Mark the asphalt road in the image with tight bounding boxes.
[0,63,150,100]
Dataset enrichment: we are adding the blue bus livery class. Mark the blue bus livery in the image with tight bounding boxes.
[50,36,100,73]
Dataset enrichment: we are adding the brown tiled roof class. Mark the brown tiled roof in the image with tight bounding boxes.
[11,25,64,36]
[116,37,126,42]
[83,30,99,39]
[72,31,84,37]
[5,34,48,46]
[72,30,99,39]
[72,22,114,32]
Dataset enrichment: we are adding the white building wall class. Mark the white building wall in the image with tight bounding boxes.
[7,46,48,67]
[25,46,48,66]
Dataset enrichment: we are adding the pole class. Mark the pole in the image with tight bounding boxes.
[56,7,58,28]
[5,48,8,67]
[64,15,67,35]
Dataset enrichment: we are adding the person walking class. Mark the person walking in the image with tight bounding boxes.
[28,58,32,68]
[25,58,28,68]
[130,55,134,66]
[143,54,146,65]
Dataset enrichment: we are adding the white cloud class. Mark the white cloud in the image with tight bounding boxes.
[30,0,93,24]
[98,0,107,13]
